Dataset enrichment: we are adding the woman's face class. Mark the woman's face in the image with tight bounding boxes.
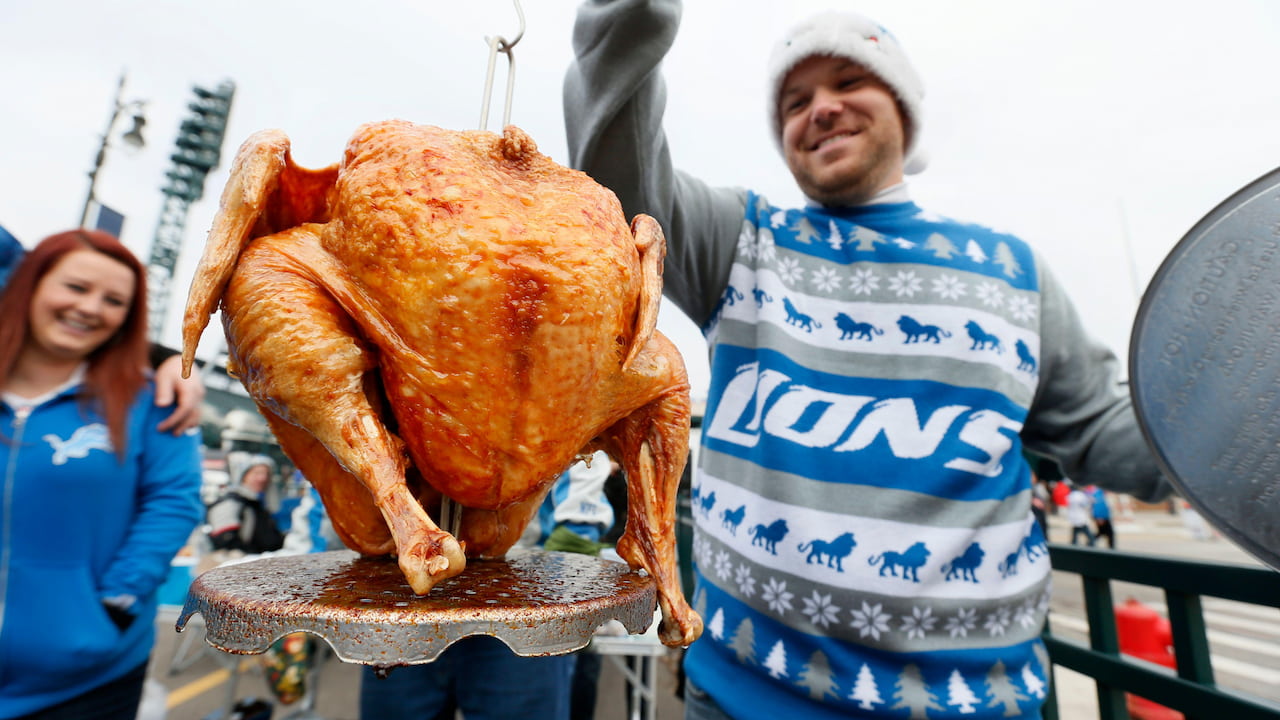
[27,249,135,363]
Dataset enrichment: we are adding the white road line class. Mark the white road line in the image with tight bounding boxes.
[1137,602,1280,657]
[1201,610,1280,643]
[1209,656,1280,688]
[1204,598,1280,622]
[1204,627,1280,659]
[1047,613,1280,684]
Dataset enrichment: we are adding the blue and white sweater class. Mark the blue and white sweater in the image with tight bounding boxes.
[565,1,1169,718]
[687,196,1057,719]
[0,375,203,718]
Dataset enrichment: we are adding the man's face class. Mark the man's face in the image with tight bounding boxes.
[778,56,907,206]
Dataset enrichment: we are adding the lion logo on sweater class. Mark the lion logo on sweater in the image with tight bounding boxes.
[835,313,883,341]
[43,423,113,465]
[798,531,857,571]
[1016,339,1039,374]
[782,298,822,332]
[942,542,985,583]
[897,315,950,344]
[868,541,931,582]
[965,320,1004,353]
[750,518,790,555]
[720,505,746,535]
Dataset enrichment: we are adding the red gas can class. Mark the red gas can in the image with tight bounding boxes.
[1114,598,1182,720]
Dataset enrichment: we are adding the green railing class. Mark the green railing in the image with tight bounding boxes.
[1041,544,1280,719]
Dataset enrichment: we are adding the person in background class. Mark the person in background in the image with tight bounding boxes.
[1051,479,1071,517]
[539,451,617,720]
[1030,475,1049,535]
[252,471,346,709]
[0,223,205,436]
[564,3,1171,717]
[1114,490,1137,521]
[275,470,344,556]
[538,450,617,557]
[1090,485,1116,549]
[0,228,204,720]
[1180,500,1213,541]
[1067,483,1097,547]
[206,454,286,555]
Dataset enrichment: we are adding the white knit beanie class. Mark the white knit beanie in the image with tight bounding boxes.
[238,454,276,483]
[767,11,928,175]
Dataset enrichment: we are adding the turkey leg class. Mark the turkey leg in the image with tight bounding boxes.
[221,228,466,593]
[600,334,702,646]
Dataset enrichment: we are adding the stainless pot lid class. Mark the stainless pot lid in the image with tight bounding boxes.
[1130,166,1280,571]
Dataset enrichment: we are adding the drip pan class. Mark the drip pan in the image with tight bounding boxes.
[176,549,657,667]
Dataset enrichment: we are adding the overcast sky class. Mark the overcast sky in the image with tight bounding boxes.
[3,0,1279,400]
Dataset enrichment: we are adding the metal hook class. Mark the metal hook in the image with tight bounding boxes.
[444,0,526,537]
[478,0,525,130]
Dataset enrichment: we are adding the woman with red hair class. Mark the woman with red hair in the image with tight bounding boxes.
[0,224,204,435]
[0,229,203,720]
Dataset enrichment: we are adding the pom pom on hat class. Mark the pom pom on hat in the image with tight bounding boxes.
[767,11,928,175]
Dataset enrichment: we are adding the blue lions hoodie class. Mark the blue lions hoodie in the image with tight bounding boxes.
[0,373,202,717]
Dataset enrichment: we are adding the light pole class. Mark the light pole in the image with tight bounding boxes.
[79,72,147,228]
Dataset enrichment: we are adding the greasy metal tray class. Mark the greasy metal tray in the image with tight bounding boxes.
[176,549,657,667]
[1130,166,1280,570]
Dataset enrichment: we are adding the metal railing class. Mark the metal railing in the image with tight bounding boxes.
[1041,544,1280,719]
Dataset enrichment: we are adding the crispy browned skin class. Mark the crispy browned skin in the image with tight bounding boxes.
[181,121,701,646]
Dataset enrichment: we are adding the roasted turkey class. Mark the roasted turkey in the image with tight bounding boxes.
[181,121,701,646]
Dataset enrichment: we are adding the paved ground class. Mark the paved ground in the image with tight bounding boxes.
[149,615,684,720]
[147,507,1272,720]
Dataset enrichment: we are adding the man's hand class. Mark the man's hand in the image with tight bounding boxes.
[155,354,206,435]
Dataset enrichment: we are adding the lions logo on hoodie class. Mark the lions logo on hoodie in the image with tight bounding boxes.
[43,424,113,465]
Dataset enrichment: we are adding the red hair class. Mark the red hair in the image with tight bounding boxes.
[0,229,149,456]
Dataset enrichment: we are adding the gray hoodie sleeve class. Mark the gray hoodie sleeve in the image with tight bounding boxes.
[564,0,745,327]
[1023,261,1172,502]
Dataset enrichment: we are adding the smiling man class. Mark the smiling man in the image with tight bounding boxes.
[770,14,922,207]
[779,55,908,207]
[565,3,1170,719]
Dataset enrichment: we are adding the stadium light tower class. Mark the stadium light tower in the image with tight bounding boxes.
[146,80,235,343]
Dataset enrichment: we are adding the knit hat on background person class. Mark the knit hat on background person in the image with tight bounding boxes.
[766,10,928,175]
[236,454,277,485]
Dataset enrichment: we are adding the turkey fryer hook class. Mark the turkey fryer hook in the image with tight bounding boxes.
[478,0,525,130]
[450,0,526,536]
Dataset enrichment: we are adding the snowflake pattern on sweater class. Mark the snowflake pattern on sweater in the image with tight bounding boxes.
[683,193,1053,720]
